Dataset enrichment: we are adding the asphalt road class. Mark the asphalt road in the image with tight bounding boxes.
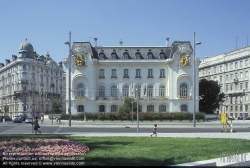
[0,120,249,134]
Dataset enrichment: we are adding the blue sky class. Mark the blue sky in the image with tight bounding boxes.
[1,0,250,68]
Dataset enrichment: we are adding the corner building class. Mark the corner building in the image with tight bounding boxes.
[199,46,250,119]
[0,40,66,118]
[63,38,199,114]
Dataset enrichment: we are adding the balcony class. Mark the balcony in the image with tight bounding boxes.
[178,95,191,99]
[21,80,28,84]
[233,78,239,83]
[96,96,107,100]
[123,75,129,79]
[75,96,88,100]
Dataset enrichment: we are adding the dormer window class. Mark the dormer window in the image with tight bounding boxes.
[147,53,153,59]
[111,53,116,60]
[159,53,165,59]
[123,53,129,59]
[99,53,105,60]
[136,53,141,59]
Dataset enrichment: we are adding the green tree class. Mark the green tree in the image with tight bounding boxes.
[199,78,225,114]
[118,97,136,114]
[52,102,62,114]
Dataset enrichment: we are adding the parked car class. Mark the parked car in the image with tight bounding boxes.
[246,116,250,120]
[0,116,12,122]
[238,116,243,120]
[20,114,27,121]
[25,117,33,124]
[13,116,22,123]
[228,116,235,120]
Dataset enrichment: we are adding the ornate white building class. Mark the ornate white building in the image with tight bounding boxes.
[0,40,66,118]
[199,46,250,119]
[63,38,199,114]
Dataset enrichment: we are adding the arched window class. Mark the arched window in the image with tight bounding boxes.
[147,53,153,59]
[99,53,105,60]
[99,85,105,97]
[147,85,153,98]
[181,104,188,112]
[159,52,165,59]
[180,83,188,98]
[111,53,116,60]
[111,105,117,112]
[123,53,129,59]
[122,85,129,97]
[77,84,85,96]
[159,105,166,112]
[99,105,105,112]
[135,53,141,59]
[77,105,84,112]
[147,105,154,112]
[159,85,165,98]
[111,85,117,97]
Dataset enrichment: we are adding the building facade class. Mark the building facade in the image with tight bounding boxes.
[0,40,66,118]
[199,46,250,119]
[63,38,199,114]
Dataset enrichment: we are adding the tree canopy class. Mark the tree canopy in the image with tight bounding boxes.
[199,78,225,114]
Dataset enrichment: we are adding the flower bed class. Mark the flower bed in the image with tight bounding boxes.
[0,138,89,158]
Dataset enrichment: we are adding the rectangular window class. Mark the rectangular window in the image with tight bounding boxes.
[99,69,105,78]
[148,69,153,78]
[111,69,117,78]
[136,69,141,78]
[246,71,248,77]
[235,106,238,112]
[230,74,233,80]
[246,82,248,89]
[160,69,165,78]
[226,85,228,91]
[240,83,243,90]
[213,67,216,73]
[245,105,248,112]
[240,61,243,67]
[220,76,222,83]
[220,66,222,71]
[226,64,228,70]
[230,106,233,111]
[245,59,248,66]
[226,75,228,81]
[240,72,243,79]
[230,63,233,69]
[235,83,238,90]
[235,62,238,68]
[123,69,129,78]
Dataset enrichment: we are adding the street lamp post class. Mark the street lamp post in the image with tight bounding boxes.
[65,31,72,127]
[193,31,201,127]
[131,101,133,124]
[136,86,139,133]
[31,102,34,134]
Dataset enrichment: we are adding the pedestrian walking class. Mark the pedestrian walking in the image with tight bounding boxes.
[34,117,41,134]
[150,124,157,137]
[41,115,44,124]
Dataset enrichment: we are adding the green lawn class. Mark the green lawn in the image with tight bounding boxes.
[1,135,250,166]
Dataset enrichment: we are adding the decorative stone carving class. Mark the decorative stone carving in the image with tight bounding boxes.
[75,52,85,66]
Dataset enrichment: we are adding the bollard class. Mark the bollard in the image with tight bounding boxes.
[59,118,61,124]
[3,118,5,123]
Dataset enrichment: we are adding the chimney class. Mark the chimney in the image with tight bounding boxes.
[94,38,98,47]
[119,39,123,46]
[166,38,169,46]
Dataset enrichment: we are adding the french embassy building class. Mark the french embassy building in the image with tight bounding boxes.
[63,38,199,114]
